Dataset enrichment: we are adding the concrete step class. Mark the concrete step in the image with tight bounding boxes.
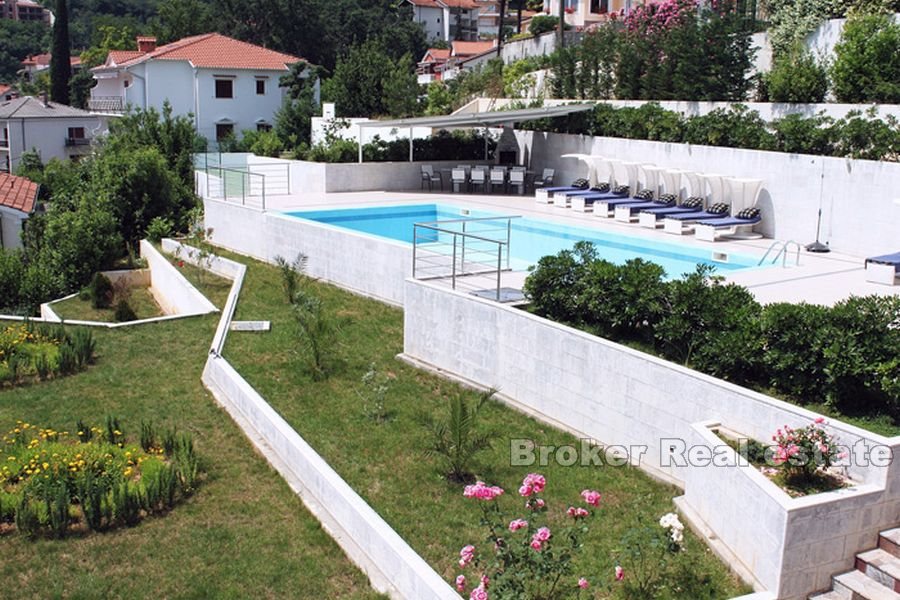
[880,529,900,560]
[858,549,900,593]
[809,589,850,600]
[833,570,900,600]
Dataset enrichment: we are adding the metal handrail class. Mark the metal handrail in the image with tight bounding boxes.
[758,240,801,267]
[205,165,267,211]
[412,215,520,301]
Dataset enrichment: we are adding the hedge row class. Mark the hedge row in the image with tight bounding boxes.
[521,102,900,162]
[523,242,900,419]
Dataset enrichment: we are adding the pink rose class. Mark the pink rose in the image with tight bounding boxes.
[459,545,475,568]
[470,585,488,600]
[530,539,543,551]
[615,565,624,581]
[464,481,504,501]
[567,506,589,519]
[519,485,532,497]
[480,575,489,588]
[581,489,601,507]
[508,518,528,532]
[578,577,589,589]
[456,575,466,592]
[535,527,551,542]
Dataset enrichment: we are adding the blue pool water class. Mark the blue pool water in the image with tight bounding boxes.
[284,204,760,277]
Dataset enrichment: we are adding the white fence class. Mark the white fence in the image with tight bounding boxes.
[401,277,900,599]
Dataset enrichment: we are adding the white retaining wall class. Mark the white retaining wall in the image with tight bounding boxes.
[285,159,494,194]
[401,277,900,599]
[185,242,458,599]
[516,130,900,257]
[202,198,411,305]
[140,240,218,316]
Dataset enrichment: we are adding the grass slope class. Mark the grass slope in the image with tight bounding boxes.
[0,274,382,599]
[222,251,750,598]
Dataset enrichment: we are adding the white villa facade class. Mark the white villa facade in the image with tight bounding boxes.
[407,0,500,42]
[0,96,110,173]
[89,34,316,145]
[543,0,641,26]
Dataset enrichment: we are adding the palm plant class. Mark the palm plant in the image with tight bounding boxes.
[423,389,496,483]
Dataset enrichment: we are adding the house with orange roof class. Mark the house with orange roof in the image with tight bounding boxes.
[0,172,39,250]
[417,48,451,84]
[0,84,16,102]
[19,53,82,82]
[89,34,317,145]
[543,0,645,28]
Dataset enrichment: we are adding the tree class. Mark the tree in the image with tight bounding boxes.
[831,12,900,103]
[275,69,320,149]
[0,20,49,82]
[322,40,393,117]
[153,0,214,43]
[381,53,421,118]
[50,0,72,104]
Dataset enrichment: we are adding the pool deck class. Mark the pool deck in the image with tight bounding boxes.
[263,190,900,306]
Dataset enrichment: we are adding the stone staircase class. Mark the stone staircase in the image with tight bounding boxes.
[811,529,900,599]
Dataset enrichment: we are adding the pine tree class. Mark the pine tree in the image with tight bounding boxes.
[50,0,71,105]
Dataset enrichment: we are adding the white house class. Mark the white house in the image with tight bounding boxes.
[543,0,642,27]
[0,172,39,250]
[406,0,493,42]
[0,95,110,173]
[89,34,316,144]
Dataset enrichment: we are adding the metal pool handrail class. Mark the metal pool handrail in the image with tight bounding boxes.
[412,215,521,302]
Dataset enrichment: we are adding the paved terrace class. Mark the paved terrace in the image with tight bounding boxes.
[262,190,900,307]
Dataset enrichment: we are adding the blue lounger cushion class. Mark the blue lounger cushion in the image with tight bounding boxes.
[666,210,730,222]
[641,206,700,218]
[866,252,900,272]
[576,191,632,203]
[622,200,675,213]
[696,216,762,228]
[542,185,582,193]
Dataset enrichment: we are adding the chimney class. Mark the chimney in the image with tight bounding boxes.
[40,91,49,107]
[136,36,157,53]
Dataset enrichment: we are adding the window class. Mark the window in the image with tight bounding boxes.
[256,79,266,95]
[215,79,233,99]
[68,127,85,139]
[216,123,234,141]
[256,123,272,132]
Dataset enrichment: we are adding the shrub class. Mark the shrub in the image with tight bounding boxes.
[765,51,828,104]
[88,273,114,309]
[70,328,95,368]
[114,300,138,322]
[145,216,173,243]
[773,113,839,156]
[523,241,598,326]
[529,14,560,36]
[760,303,832,402]
[831,12,900,103]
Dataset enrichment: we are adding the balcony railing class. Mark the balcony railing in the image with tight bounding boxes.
[88,96,125,113]
[0,140,7,148]
[65,137,91,147]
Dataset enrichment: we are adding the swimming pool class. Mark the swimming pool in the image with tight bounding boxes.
[284,204,760,277]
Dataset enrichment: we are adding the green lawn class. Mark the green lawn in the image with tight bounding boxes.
[52,287,164,322]
[221,250,750,598]
[0,276,382,598]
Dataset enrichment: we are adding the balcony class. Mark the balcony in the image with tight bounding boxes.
[65,137,91,147]
[88,96,125,113]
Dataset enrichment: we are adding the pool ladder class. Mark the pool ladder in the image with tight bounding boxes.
[758,240,801,267]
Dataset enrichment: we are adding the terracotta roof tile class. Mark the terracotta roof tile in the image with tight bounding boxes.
[407,0,442,6]
[0,173,39,214]
[421,48,451,63]
[451,40,496,57]
[21,53,81,67]
[116,33,303,71]
[107,50,145,65]
[0,85,10,96]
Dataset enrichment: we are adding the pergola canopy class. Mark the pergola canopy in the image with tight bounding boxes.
[355,103,596,162]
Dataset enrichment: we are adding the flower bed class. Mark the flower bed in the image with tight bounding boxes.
[0,418,201,538]
[0,323,95,387]
[713,419,849,498]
